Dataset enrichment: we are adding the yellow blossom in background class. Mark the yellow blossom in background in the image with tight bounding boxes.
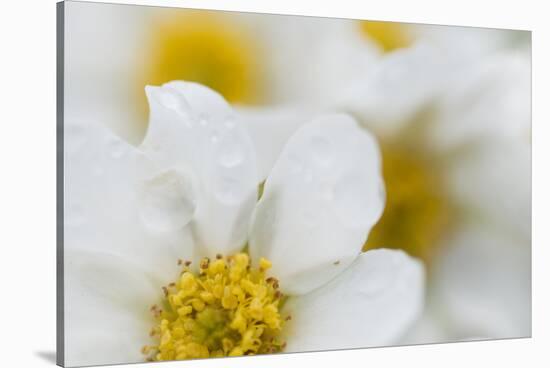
[136,11,266,129]
[359,20,414,52]
[363,139,453,265]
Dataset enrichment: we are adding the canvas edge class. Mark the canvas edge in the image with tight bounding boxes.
[56,1,65,367]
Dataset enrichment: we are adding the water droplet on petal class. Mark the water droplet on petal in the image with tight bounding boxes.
[198,114,208,126]
[310,135,333,166]
[210,133,219,144]
[224,118,235,129]
[217,137,244,168]
[157,89,190,117]
[333,174,372,228]
[159,91,179,109]
[215,176,247,205]
[138,169,197,232]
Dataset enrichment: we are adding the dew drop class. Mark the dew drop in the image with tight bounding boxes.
[158,91,181,111]
[333,174,372,228]
[224,118,235,129]
[217,137,244,168]
[310,135,333,166]
[138,169,197,232]
[215,176,247,205]
[198,114,208,126]
[210,133,219,144]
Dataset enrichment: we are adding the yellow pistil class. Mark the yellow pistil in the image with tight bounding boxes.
[363,141,452,264]
[137,11,265,120]
[143,253,287,361]
[359,20,413,52]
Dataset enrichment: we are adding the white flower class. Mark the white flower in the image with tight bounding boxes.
[334,36,531,340]
[64,81,424,367]
[423,50,531,341]
[241,36,531,341]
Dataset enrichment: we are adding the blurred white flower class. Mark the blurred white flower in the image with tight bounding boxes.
[421,50,531,341]
[64,82,424,366]
[334,32,531,341]
[64,1,527,140]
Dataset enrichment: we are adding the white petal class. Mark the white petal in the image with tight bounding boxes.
[417,25,526,65]
[65,250,160,367]
[141,81,258,257]
[432,225,531,339]
[257,16,380,106]
[249,114,385,295]
[65,1,151,144]
[446,140,531,241]
[429,51,531,150]
[237,106,314,183]
[65,119,195,282]
[283,249,425,352]
[341,43,447,136]
[397,304,451,345]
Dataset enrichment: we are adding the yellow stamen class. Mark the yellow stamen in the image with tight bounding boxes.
[143,253,287,361]
[359,20,413,52]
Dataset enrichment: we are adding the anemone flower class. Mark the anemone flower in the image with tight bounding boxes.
[64,81,424,367]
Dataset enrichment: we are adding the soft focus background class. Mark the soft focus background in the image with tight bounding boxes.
[64,1,531,345]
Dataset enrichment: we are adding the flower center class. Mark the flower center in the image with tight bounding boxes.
[359,20,414,52]
[137,11,265,122]
[142,253,288,361]
[363,141,452,264]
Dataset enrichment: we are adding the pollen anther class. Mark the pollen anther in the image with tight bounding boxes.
[144,253,287,361]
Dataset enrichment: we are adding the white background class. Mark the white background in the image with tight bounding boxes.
[0,0,548,367]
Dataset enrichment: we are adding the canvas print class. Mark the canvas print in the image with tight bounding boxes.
[57,1,531,367]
